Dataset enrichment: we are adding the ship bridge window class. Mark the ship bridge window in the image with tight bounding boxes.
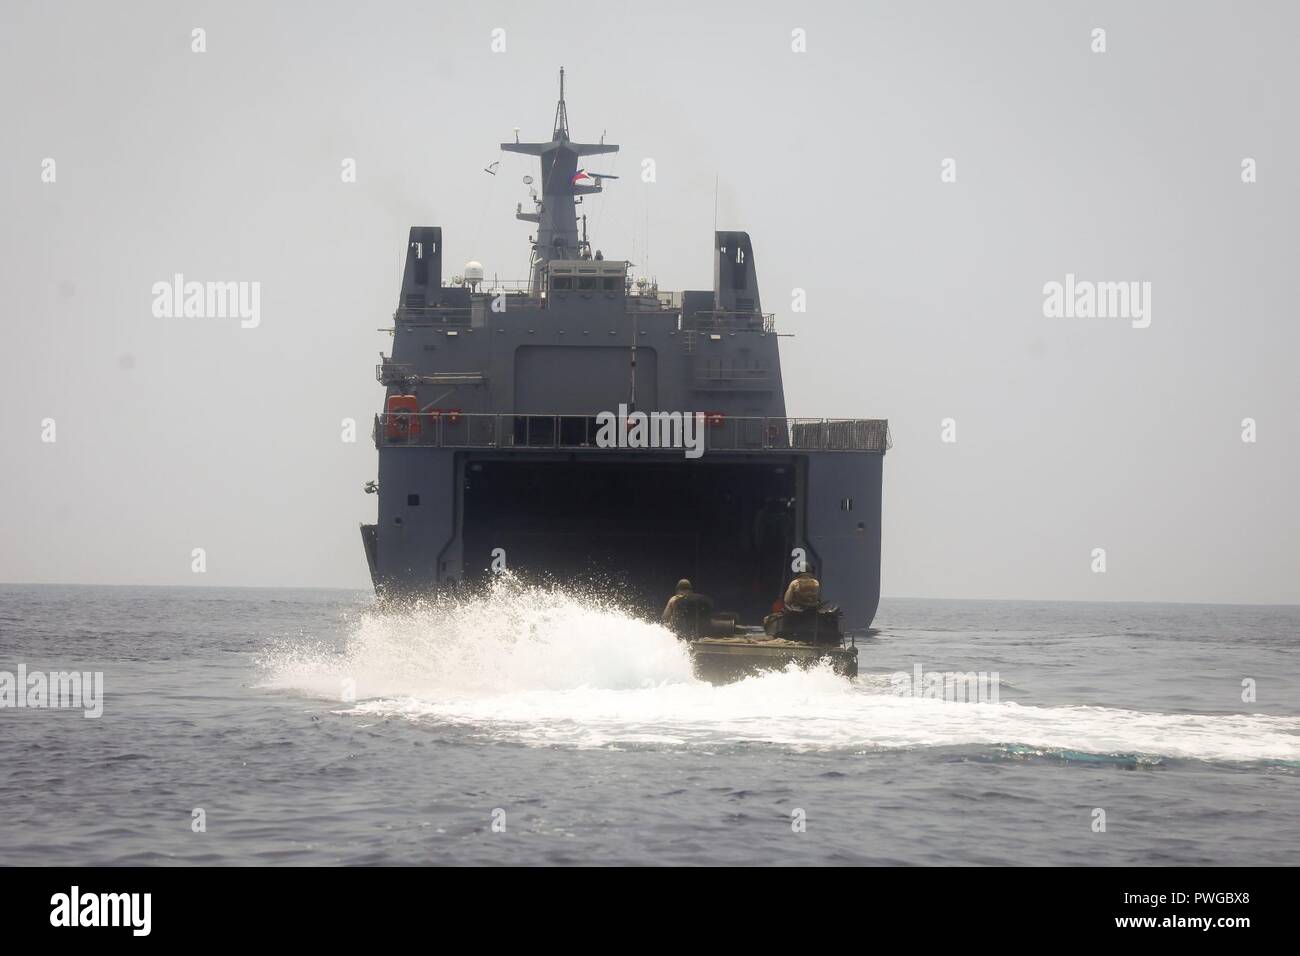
[601,277,621,292]
[552,276,573,291]
[578,277,597,291]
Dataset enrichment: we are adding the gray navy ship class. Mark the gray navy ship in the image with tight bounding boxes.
[361,71,889,638]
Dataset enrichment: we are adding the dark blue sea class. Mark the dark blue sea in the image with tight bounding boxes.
[1,583,1296,865]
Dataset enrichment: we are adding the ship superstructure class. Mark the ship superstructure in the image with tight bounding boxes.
[361,71,889,631]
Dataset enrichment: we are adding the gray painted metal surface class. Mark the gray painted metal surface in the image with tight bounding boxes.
[362,72,889,633]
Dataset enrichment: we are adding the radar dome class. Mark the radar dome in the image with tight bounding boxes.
[464,261,485,283]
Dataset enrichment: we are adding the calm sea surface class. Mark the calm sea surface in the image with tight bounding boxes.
[1,583,1296,865]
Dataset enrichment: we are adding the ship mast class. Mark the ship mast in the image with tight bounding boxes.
[502,68,619,294]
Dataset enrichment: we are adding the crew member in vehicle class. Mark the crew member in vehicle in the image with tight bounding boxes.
[662,579,714,640]
[765,565,842,645]
[783,568,823,611]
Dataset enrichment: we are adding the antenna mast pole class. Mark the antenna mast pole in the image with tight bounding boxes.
[502,68,620,294]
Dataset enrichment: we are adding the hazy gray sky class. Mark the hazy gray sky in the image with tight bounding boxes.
[2,0,1296,603]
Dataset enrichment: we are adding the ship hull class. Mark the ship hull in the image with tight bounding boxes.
[365,445,883,633]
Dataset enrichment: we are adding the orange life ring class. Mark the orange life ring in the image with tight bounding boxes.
[384,395,421,441]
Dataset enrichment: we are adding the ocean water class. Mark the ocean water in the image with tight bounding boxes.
[0,582,1296,866]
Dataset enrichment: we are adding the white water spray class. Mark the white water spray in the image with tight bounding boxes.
[261,578,1300,762]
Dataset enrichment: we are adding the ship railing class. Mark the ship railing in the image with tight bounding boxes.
[468,278,532,292]
[375,414,890,453]
[625,293,681,313]
[375,366,487,386]
[491,293,547,310]
[785,418,892,452]
[691,311,776,333]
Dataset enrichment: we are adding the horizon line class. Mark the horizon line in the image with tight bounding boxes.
[1,580,1297,610]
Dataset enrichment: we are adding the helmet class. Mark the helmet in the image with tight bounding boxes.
[676,579,692,592]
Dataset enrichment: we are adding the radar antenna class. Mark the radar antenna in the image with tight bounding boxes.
[501,69,619,293]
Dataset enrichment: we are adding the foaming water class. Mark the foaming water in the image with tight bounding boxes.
[261,579,1300,763]
[6,585,1299,864]
[260,575,694,699]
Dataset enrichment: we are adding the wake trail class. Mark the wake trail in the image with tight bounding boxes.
[259,577,1300,762]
